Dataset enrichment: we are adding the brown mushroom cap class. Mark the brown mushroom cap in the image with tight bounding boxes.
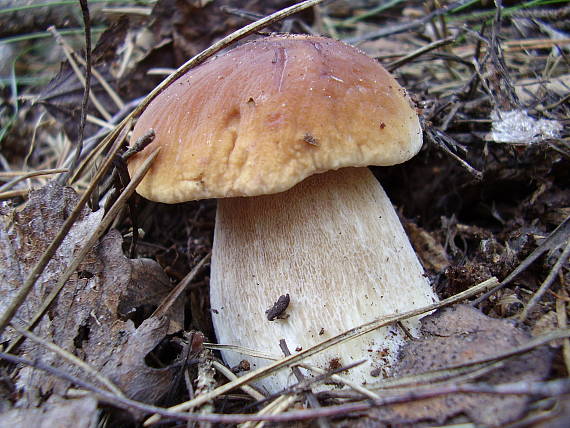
[128,35,422,203]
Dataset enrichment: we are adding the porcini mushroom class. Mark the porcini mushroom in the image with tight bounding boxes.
[128,35,438,392]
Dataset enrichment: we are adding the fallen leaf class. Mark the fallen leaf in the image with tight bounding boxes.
[0,396,97,428]
[0,182,185,408]
[360,305,552,427]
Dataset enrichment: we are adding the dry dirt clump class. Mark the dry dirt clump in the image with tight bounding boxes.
[0,0,568,427]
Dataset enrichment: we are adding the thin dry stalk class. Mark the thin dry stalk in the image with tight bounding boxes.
[386,36,456,71]
[246,395,299,428]
[556,291,570,375]
[0,189,29,200]
[3,349,570,425]
[0,168,68,192]
[519,241,570,321]
[151,252,211,319]
[211,360,265,401]
[48,26,111,121]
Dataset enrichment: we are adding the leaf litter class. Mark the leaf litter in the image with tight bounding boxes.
[0,183,185,415]
[362,305,552,427]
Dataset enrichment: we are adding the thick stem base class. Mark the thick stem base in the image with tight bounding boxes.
[210,168,437,392]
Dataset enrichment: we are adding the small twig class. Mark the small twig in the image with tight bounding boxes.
[3,349,568,425]
[386,36,456,71]
[67,97,143,183]
[519,241,570,321]
[220,6,264,21]
[424,125,483,179]
[69,0,91,183]
[279,340,330,428]
[0,168,68,192]
[121,128,156,160]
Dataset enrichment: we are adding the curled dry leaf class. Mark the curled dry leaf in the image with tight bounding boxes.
[360,305,552,427]
[0,182,184,408]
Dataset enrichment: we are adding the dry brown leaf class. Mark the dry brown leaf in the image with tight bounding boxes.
[0,182,184,407]
[361,305,552,427]
[406,221,451,272]
[0,396,97,428]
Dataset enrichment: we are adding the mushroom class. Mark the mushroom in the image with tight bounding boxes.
[128,35,438,392]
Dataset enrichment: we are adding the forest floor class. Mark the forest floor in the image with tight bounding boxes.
[0,1,569,427]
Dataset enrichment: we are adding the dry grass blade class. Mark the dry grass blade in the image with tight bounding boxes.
[0,121,132,337]
[0,168,68,192]
[474,217,570,306]
[0,189,29,200]
[300,364,380,399]
[47,26,111,121]
[204,344,278,361]
[3,331,570,425]
[211,360,265,401]
[387,36,456,71]
[5,146,159,354]
[243,395,298,428]
[144,277,499,425]
[520,240,570,321]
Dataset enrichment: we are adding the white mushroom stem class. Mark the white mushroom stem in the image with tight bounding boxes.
[210,167,438,392]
